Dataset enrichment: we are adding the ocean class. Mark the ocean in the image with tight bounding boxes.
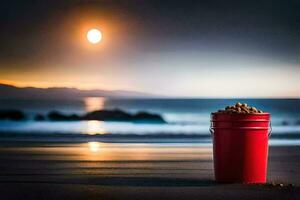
[0,98,300,145]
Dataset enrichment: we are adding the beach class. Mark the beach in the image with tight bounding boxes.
[0,141,298,200]
[1,0,300,198]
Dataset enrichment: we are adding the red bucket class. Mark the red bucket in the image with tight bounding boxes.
[210,112,271,183]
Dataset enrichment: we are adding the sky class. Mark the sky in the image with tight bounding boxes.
[0,0,299,97]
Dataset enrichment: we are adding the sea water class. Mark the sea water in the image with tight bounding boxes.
[0,98,300,145]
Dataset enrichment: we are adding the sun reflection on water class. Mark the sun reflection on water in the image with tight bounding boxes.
[87,120,106,135]
[84,97,106,112]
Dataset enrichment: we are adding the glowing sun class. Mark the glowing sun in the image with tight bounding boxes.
[87,29,102,44]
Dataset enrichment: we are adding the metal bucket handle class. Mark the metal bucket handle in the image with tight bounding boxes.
[268,121,272,137]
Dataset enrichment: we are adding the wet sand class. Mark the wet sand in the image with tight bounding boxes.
[0,142,299,200]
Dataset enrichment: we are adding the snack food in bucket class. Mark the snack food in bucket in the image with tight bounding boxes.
[217,102,263,114]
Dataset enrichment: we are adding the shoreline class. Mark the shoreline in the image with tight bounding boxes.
[0,131,300,146]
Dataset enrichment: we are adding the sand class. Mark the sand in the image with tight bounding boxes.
[0,142,298,200]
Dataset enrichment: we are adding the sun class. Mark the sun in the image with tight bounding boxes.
[87,29,102,44]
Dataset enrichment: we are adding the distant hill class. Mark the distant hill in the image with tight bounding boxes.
[0,84,157,99]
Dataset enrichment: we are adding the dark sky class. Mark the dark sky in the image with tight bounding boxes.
[0,0,299,97]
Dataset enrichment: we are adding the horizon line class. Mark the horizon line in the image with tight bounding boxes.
[1,82,300,99]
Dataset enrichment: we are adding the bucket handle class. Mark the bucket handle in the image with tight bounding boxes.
[209,121,214,134]
[268,121,272,137]
[210,121,272,137]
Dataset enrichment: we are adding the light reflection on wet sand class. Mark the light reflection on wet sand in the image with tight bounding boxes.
[0,142,214,179]
[88,141,101,152]
[0,142,213,162]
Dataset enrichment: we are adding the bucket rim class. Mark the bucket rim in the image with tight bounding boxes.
[211,112,270,115]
